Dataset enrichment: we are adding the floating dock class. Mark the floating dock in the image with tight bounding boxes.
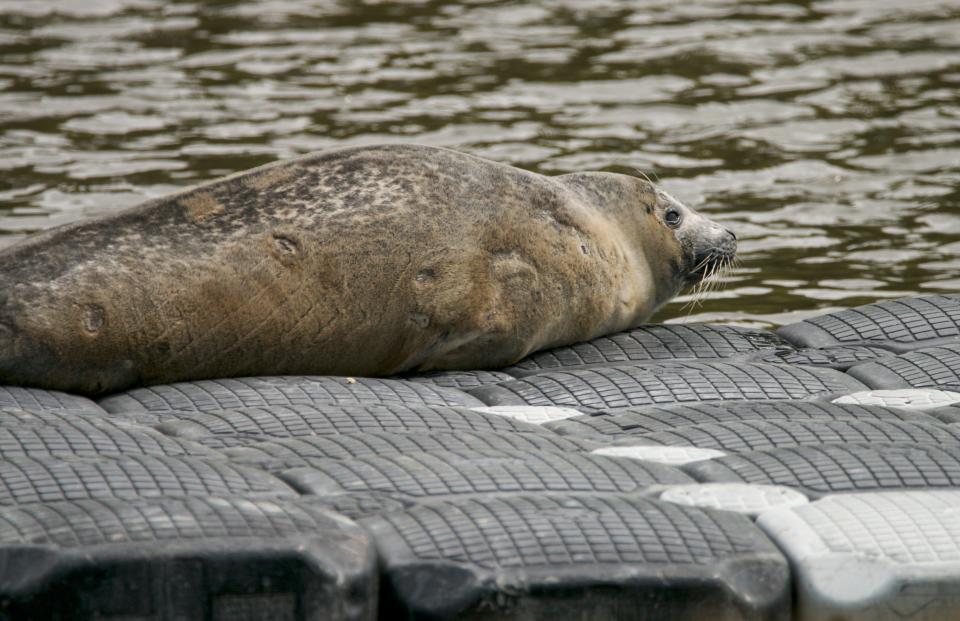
[3,295,960,620]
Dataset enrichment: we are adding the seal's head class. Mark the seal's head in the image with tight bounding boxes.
[651,186,737,288]
[555,170,738,322]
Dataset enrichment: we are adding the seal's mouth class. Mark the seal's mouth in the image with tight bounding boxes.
[686,248,737,286]
[683,226,738,288]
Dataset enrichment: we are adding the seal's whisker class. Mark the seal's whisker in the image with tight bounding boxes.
[631,167,660,185]
[678,245,736,319]
[694,266,714,308]
[682,284,704,316]
[703,265,719,299]
[692,256,711,274]
[680,284,702,313]
[680,273,709,314]
[701,258,729,301]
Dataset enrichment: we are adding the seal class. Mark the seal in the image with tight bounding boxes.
[0,144,736,395]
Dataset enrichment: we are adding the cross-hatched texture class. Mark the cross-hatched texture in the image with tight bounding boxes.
[0,455,293,505]
[0,410,184,444]
[505,324,788,373]
[223,431,593,470]
[153,403,542,440]
[777,295,960,348]
[0,422,217,458]
[304,492,415,519]
[98,375,482,413]
[0,496,355,547]
[0,386,105,414]
[0,496,375,621]
[636,419,960,453]
[0,408,125,429]
[759,491,960,621]
[848,344,960,390]
[686,443,960,495]
[547,401,937,438]
[195,434,275,450]
[756,345,892,370]
[760,491,960,564]
[402,370,515,389]
[363,494,788,620]
[471,362,866,410]
[280,449,692,499]
[363,494,773,568]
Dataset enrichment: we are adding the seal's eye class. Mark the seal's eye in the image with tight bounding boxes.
[664,208,682,228]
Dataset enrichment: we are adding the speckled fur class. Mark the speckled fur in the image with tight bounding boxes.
[0,144,731,395]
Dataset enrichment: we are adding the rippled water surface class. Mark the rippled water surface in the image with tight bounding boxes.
[2,0,959,327]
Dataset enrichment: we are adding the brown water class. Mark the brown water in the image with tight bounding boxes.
[1,0,959,328]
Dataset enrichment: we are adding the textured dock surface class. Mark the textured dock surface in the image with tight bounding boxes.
[5,296,960,619]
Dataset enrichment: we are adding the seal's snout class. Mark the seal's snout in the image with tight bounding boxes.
[648,186,737,287]
[716,225,738,255]
[683,220,737,286]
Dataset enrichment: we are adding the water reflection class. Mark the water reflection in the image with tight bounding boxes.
[1,0,959,326]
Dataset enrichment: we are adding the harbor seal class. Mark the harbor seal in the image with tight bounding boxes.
[0,144,736,395]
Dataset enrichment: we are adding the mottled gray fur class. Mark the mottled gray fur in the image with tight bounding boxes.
[0,144,735,395]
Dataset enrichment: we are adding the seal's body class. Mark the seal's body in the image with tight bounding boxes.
[0,144,735,395]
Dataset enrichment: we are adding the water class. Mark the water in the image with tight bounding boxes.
[1,0,959,328]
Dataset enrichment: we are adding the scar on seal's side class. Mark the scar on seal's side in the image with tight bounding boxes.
[0,144,736,395]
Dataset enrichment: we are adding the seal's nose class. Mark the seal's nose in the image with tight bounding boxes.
[726,228,737,241]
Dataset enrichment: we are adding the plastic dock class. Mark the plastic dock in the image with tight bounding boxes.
[5,294,960,619]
